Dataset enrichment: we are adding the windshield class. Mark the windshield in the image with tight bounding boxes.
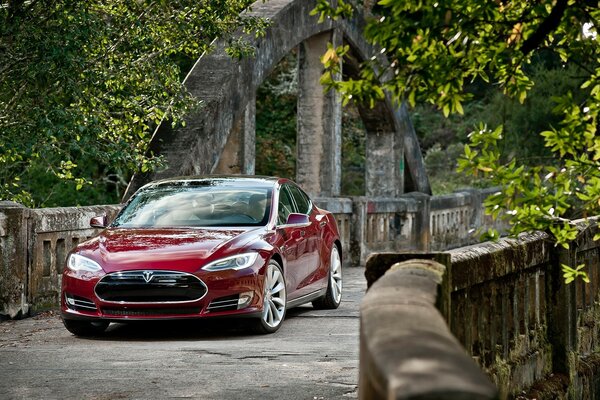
[112,185,272,228]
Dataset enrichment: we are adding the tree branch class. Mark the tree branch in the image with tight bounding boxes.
[520,0,568,55]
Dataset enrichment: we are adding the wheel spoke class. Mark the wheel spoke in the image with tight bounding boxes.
[269,300,280,319]
[270,269,281,288]
[334,280,342,300]
[271,282,285,295]
[267,301,274,325]
[271,296,285,307]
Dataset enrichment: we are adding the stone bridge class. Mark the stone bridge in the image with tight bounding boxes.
[124,0,430,200]
[2,1,600,399]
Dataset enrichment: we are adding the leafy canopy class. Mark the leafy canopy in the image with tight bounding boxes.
[0,0,267,206]
[313,0,600,265]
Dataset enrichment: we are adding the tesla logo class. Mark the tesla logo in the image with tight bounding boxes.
[142,271,154,283]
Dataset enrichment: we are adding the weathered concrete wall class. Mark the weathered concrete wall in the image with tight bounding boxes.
[296,30,342,197]
[0,202,30,319]
[365,218,600,399]
[319,187,506,266]
[0,204,121,318]
[124,0,431,199]
[0,188,496,318]
[360,259,498,399]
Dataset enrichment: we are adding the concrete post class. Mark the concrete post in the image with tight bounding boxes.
[403,192,431,252]
[296,30,342,197]
[213,94,256,175]
[394,102,431,194]
[366,130,402,197]
[242,96,256,175]
[0,202,30,319]
[350,197,368,267]
[548,244,578,376]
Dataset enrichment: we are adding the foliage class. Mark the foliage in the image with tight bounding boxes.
[341,105,366,196]
[0,0,267,206]
[413,61,590,195]
[313,1,600,272]
[423,143,486,194]
[255,53,297,180]
[562,263,590,284]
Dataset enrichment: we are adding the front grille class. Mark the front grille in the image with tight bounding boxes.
[65,294,98,311]
[95,271,207,303]
[207,295,240,312]
[102,307,201,317]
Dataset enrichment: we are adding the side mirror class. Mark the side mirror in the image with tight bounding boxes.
[285,213,310,226]
[90,216,107,229]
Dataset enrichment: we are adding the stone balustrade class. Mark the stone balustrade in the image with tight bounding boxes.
[0,187,503,318]
[364,217,600,398]
[359,259,497,399]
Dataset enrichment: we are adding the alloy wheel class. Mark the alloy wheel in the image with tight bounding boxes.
[329,247,342,305]
[262,262,286,329]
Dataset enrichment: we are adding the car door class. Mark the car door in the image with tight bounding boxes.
[285,184,322,295]
[276,185,304,300]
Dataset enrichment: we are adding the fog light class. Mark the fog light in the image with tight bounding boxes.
[237,291,254,309]
[65,294,76,306]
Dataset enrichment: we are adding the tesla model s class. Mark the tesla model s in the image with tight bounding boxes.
[61,176,343,335]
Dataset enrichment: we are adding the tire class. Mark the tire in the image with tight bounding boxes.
[251,260,286,334]
[62,319,109,337]
[312,246,342,310]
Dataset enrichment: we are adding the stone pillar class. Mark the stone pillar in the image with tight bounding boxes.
[358,99,405,198]
[213,95,256,175]
[548,244,578,376]
[350,197,368,267]
[296,30,342,197]
[394,102,431,194]
[403,192,431,252]
[366,130,403,197]
[0,202,30,319]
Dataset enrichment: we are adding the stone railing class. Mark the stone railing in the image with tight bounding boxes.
[0,187,502,318]
[364,217,600,399]
[317,187,505,266]
[0,202,121,318]
[360,259,497,399]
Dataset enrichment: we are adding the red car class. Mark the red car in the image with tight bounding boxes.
[61,176,342,335]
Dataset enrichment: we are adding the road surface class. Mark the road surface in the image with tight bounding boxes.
[0,266,366,400]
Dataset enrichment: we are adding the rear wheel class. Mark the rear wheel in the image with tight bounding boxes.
[313,246,342,310]
[62,319,109,337]
[252,260,286,334]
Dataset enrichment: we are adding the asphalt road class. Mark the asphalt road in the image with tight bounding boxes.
[0,266,366,400]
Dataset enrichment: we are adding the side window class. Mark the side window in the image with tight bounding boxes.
[287,185,311,214]
[277,186,296,225]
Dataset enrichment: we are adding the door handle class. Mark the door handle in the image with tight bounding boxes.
[300,230,306,237]
[320,221,327,227]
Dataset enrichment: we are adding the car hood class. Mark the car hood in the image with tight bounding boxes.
[78,227,259,273]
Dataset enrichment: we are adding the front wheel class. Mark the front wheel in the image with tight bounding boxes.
[313,246,342,310]
[62,319,109,337]
[251,260,286,334]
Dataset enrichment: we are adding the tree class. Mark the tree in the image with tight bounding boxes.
[0,0,267,206]
[313,0,599,281]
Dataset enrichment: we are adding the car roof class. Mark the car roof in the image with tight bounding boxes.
[139,175,284,191]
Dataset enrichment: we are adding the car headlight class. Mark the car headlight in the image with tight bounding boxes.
[202,253,259,271]
[67,254,103,272]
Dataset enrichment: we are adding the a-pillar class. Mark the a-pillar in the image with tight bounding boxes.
[213,94,256,175]
[296,30,342,197]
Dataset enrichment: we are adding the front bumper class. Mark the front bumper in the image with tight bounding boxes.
[61,264,266,322]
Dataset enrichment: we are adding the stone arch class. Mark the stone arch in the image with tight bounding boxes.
[124,0,430,199]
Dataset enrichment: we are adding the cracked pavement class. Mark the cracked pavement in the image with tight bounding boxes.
[0,266,366,400]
